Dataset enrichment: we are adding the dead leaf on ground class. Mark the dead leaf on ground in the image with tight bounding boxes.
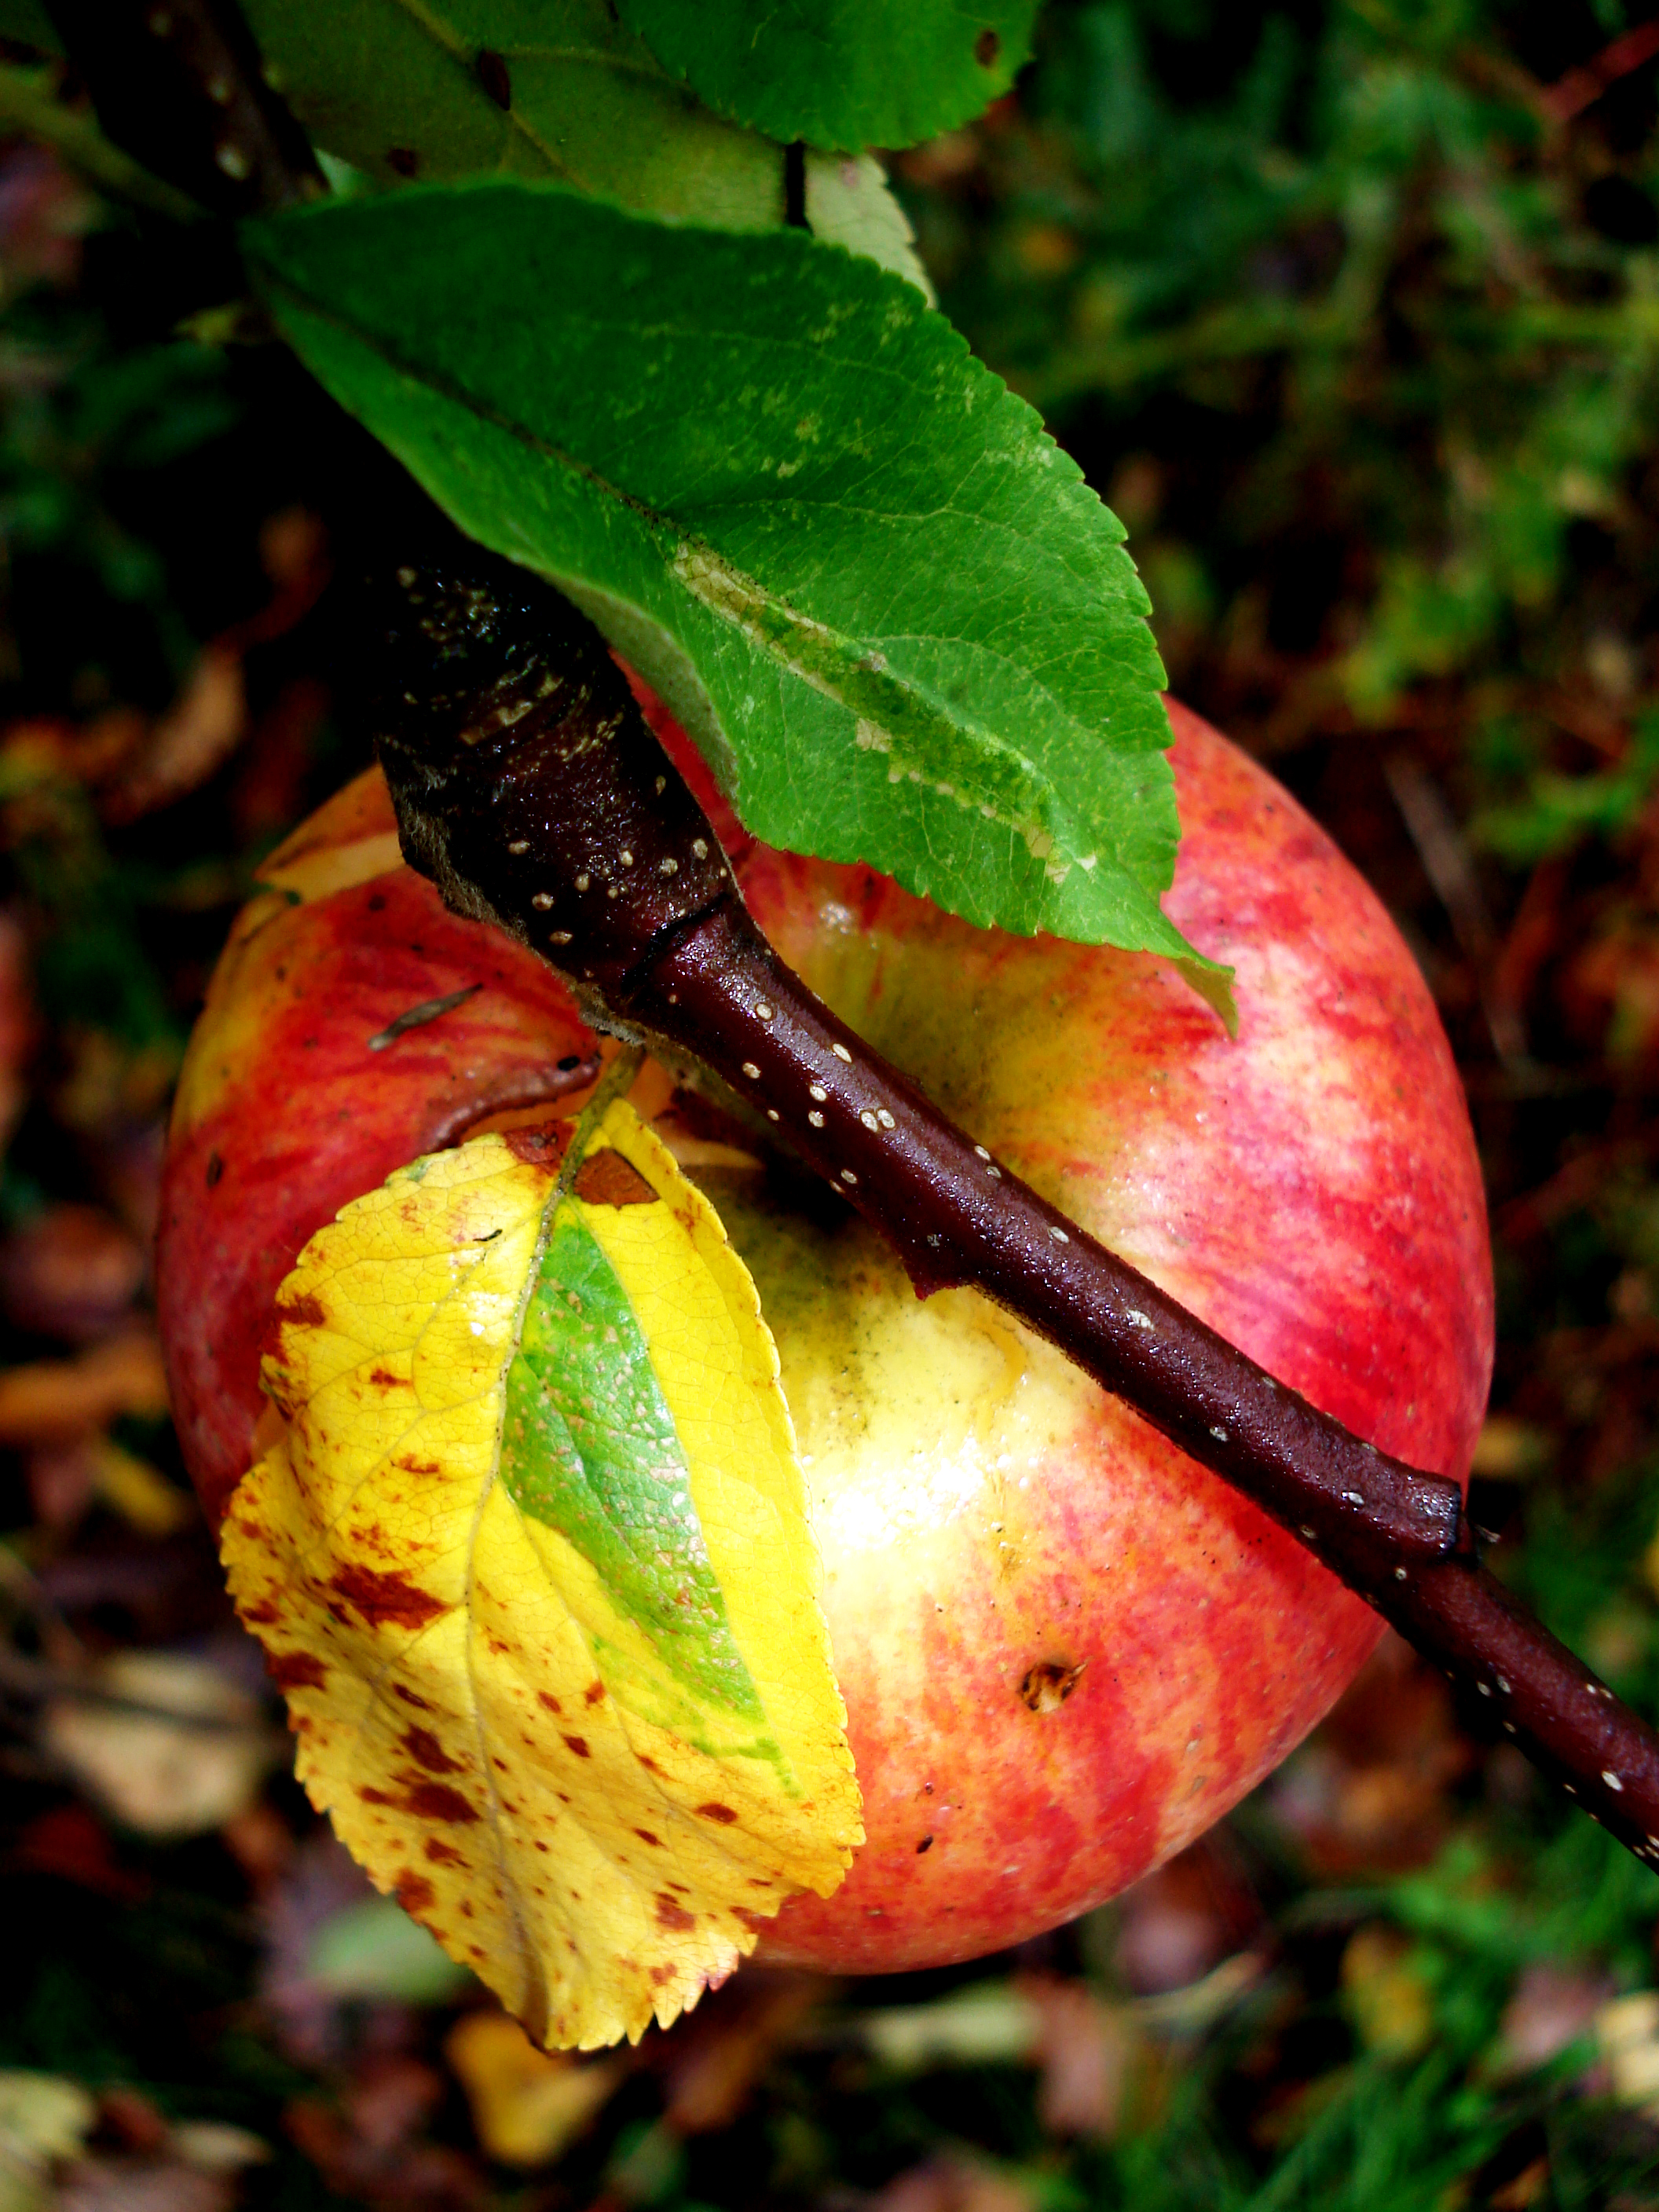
[873,2154,1034,2212]
[1497,1961,1615,2076]
[283,2093,483,2212]
[97,647,245,827]
[42,1649,280,1837]
[659,1968,827,2134]
[447,2010,623,2169]
[1016,1975,1133,2139]
[53,2157,233,2212]
[0,1203,145,1344]
[0,1328,168,1448]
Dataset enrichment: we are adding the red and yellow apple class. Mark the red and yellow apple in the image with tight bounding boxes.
[156,694,1492,1973]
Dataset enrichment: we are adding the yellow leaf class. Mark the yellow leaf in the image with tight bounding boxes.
[222,1102,860,2049]
[445,2010,621,2168]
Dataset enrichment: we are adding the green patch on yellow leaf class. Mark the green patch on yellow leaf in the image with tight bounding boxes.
[222,1102,860,2049]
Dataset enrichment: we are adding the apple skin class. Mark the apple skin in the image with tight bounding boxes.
[156,697,1492,1974]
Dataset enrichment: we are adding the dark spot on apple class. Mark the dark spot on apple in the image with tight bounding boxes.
[394,1686,431,1710]
[696,1802,738,1824]
[329,1562,448,1629]
[475,46,511,106]
[395,1870,435,1914]
[402,1726,462,1774]
[562,1734,591,1758]
[655,1892,696,1932]
[916,1834,933,1853]
[386,148,419,178]
[277,1293,328,1330]
[1020,1659,1086,1712]
[405,1781,478,1823]
[584,1680,606,1705]
[557,1054,583,1071]
[205,1150,222,1188]
[367,892,387,910]
[537,1690,562,1714]
[575,1150,657,1207]
[266,1650,326,1691]
[635,1829,662,1847]
[425,1837,463,1866]
[975,27,1000,64]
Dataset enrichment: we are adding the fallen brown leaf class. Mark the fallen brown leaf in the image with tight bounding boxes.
[447,2010,622,2169]
[0,1202,145,1343]
[97,646,245,826]
[0,1328,168,1447]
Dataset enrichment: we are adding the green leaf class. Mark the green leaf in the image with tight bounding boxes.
[240,0,930,292]
[244,0,781,225]
[615,0,1040,152]
[248,181,1223,991]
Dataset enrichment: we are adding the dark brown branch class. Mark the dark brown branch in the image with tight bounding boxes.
[46,0,323,218]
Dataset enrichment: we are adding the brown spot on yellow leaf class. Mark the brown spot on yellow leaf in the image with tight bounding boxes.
[537,1690,562,1715]
[562,1734,590,1759]
[368,1367,400,1387]
[573,1150,657,1207]
[403,1726,463,1774]
[266,1650,326,1691]
[396,1871,436,1914]
[697,1803,738,1824]
[405,1781,478,1824]
[425,1837,465,1866]
[328,1562,447,1629]
[733,1907,770,1934]
[584,1681,606,1705]
[635,1829,662,1848]
[394,1686,431,1711]
[276,1293,328,1330]
[655,1893,696,1932]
